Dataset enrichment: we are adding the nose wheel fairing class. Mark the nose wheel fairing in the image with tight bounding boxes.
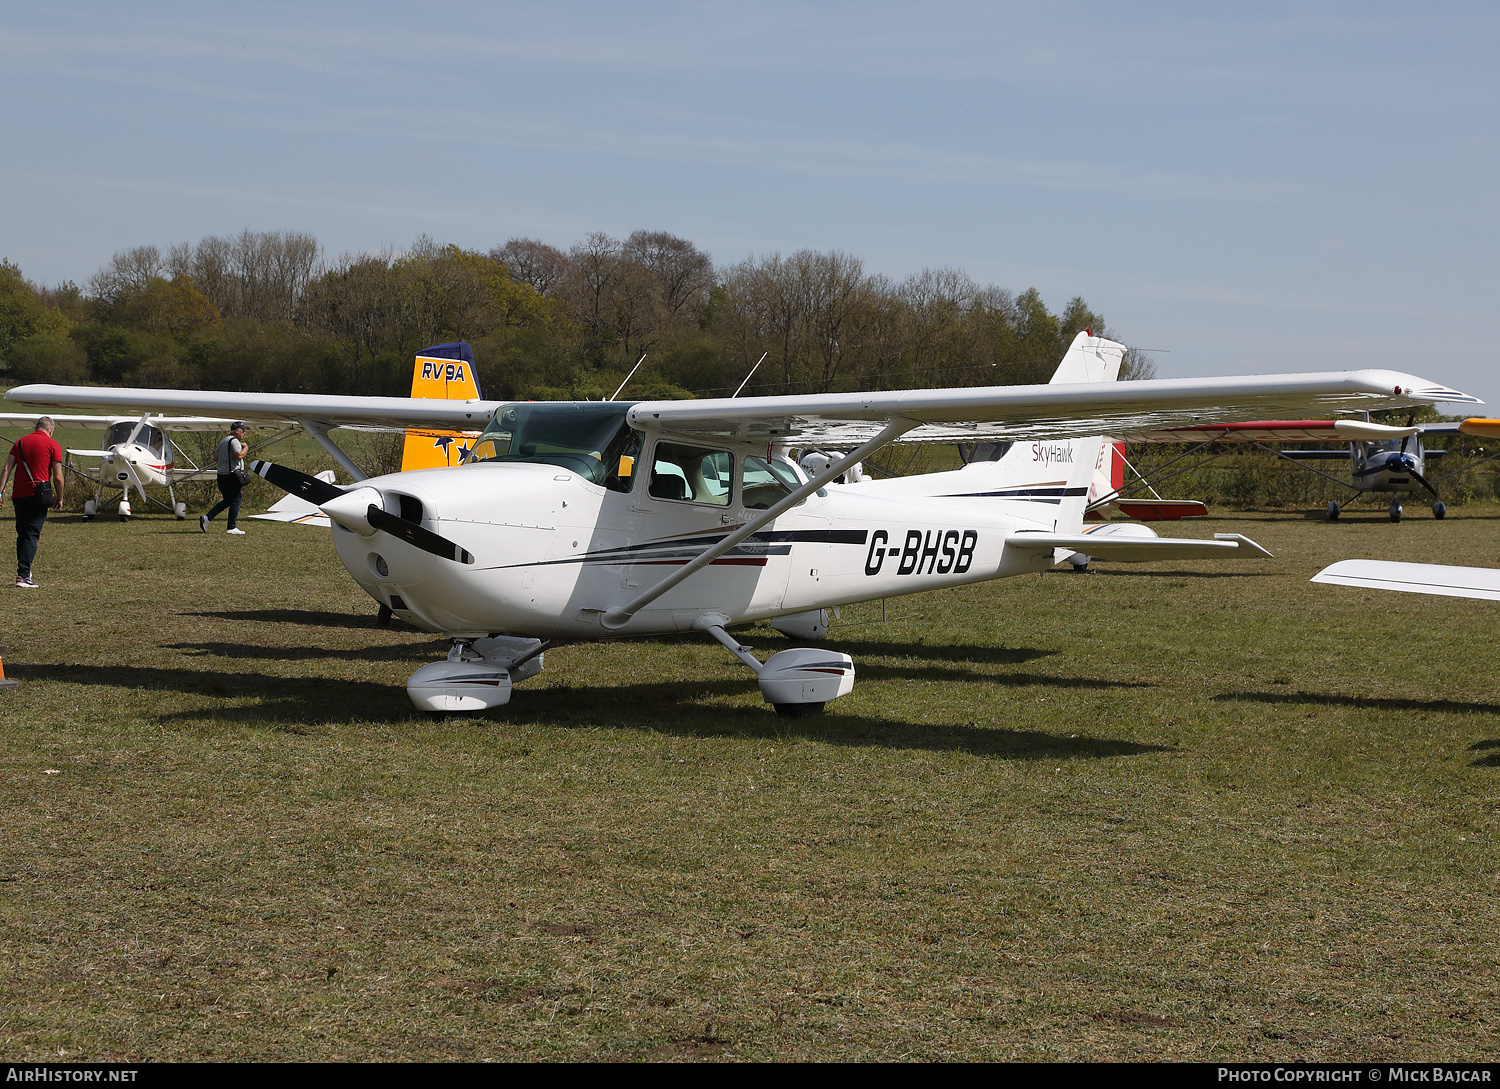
[406,636,546,713]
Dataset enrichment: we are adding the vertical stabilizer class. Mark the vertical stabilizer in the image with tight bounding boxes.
[985,331,1122,529]
[400,342,482,471]
[1049,330,1127,385]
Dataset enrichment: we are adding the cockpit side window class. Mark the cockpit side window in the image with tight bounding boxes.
[741,456,804,510]
[649,442,732,506]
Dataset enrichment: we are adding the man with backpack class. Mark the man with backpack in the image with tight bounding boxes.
[0,417,65,589]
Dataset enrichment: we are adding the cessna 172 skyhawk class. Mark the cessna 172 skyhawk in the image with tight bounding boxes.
[7,332,1478,715]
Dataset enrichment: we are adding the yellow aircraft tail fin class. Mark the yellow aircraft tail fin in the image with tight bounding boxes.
[400,343,482,471]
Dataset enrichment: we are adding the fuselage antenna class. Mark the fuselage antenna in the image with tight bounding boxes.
[610,354,648,401]
[732,353,769,398]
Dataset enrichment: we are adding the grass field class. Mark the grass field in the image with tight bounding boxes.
[1,497,1497,1061]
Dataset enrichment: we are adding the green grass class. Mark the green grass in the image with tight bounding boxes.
[0,503,1497,1060]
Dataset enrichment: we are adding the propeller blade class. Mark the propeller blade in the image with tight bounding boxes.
[250,460,345,505]
[1408,470,1440,500]
[366,504,474,565]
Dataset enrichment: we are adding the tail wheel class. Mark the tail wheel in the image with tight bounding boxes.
[1433,501,1447,520]
[1327,501,1340,521]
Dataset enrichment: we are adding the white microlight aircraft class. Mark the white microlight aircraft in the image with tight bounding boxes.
[7,332,1478,715]
[0,412,283,520]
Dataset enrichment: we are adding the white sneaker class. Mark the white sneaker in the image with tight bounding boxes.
[15,576,38,589]
[199,514,209,533]
[226,528,246,535]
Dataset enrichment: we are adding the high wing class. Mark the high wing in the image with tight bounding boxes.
[1311,560,1500,601]
[625,370,1476,446]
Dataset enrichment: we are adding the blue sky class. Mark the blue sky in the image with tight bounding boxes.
[3,2,1496,404]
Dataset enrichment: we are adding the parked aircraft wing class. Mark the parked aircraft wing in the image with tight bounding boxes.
[626,358,1475,446]
[1004,531,1272,562]
[1310,559,1500,601]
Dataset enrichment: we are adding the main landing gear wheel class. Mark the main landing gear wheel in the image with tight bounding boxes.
[1389,501,1403,522]
[1327,501,1340,521]
[1433,501,1447,519]
[774,702,825,718]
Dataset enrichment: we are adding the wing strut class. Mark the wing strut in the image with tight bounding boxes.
[298,419,368,482]
[600,416,919,630]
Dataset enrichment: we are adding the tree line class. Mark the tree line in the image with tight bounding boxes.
[0,229,1154,402]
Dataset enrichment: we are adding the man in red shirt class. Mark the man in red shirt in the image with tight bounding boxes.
[0,417,65,588]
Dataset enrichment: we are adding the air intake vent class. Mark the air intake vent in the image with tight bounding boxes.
[374,554,388,577]
[397,494,424,524]
[389,594,407,611]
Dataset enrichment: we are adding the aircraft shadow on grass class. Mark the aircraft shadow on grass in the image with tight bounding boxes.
[18,662,413,727]
[1064,569,1280,580]
[1468,740,1500,768]
[1211,690,1500,716]
[165,640,448,664]
[1214,691,1500,766]
[507,678,1175,760]
[19,662,1169,759]
[182,608,396,631]
[814,639,1054,666]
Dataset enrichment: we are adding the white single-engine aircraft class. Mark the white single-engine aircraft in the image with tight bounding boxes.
[8,332,1478,715]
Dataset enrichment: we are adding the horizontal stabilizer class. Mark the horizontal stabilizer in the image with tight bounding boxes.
[1006,531,1272,562]
[1310,560,1500,601]
[1113,499,1208,521]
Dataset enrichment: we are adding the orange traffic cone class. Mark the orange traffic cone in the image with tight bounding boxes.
[0,650,17,690]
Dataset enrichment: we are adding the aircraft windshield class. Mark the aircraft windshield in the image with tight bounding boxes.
[469,402,640,488]
[104,422,167,456]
